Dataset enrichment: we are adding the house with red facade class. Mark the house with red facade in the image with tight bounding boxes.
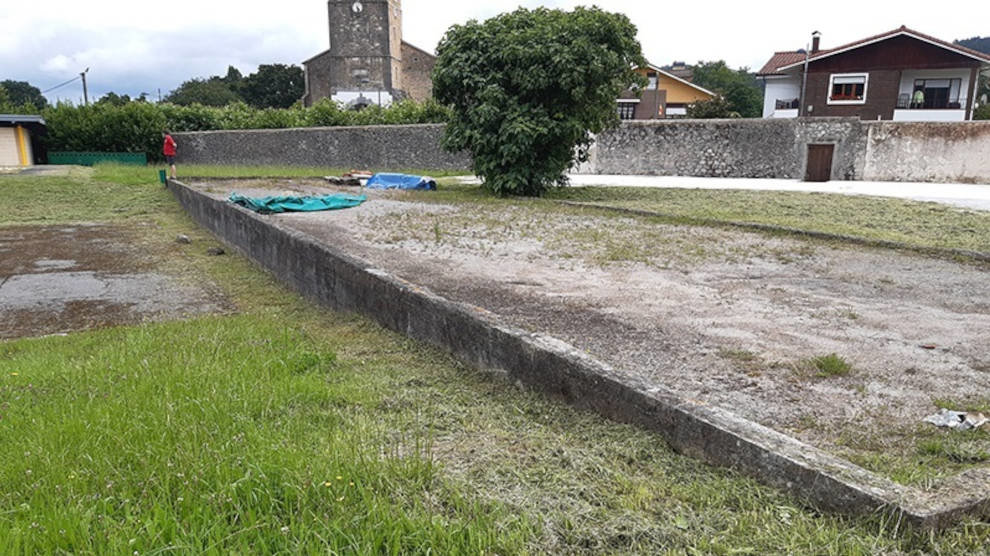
[758,26,990,122]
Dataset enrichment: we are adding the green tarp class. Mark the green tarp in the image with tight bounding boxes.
[229,192,366,214]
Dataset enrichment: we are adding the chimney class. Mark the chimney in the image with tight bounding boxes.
[812,31,822,54]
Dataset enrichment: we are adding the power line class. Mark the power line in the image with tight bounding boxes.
[42,75,81,94]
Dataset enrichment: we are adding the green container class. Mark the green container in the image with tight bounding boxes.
[49,151,148,166]
[158,169,167,184]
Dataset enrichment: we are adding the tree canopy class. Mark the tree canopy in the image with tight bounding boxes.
[689,62,763,118]
[956,36,990,54]
[433,7,645,196]
[164,64,304,108]
[0,80,49,111]
[241,64,305,109]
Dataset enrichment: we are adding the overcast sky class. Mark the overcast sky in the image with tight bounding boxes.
[2,0,987,104]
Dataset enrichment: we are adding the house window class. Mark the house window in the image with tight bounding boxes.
[617,102,637,120]
[828,73,868,104]
[647,71,658,90]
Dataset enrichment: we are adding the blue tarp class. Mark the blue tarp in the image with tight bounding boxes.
[229,192,366,214]
[365,173,437,190]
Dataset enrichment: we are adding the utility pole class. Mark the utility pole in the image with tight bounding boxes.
[80,67,90,105]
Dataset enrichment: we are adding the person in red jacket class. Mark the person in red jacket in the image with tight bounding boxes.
[162,130,177,179]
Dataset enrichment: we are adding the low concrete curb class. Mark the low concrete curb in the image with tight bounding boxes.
[557,201,990,264]
[169,179,989,530]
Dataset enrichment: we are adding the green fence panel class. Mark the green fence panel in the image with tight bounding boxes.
[49,152,148,166]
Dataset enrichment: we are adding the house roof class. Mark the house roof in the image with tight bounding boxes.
[644,63,717,98]
[757,51,810,76]
[0,114,46,126]
[758,26,990,76]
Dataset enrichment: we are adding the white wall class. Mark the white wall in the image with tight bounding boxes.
[762,76,802,118]
[892,109,967,122]
[0,128,20,166]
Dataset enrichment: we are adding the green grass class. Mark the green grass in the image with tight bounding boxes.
[543,185,990,255]
[809,353,853,378]
[1,166,989,552]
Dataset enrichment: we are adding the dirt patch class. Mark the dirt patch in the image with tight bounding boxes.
[0,224,230,339]
[192,180,990,482]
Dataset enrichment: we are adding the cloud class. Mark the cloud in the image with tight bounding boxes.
[2,0,988,103]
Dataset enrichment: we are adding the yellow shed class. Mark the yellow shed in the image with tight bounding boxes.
[0,115,45,167]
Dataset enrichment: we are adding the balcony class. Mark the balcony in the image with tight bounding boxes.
[896,94,966,110]
[775,98,800,110]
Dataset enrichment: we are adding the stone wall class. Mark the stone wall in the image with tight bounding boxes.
[175,119,990,185]
[174,124,470,171]
[588,118,865,180]
[400,42,436,102]
[584,118,990,184]
[863,122,990,183]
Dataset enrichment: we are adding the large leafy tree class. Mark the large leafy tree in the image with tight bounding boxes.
[164,76,242,107]
[240,64,305,109]
[433,7,645,196]
[690,61,762,118]
[0,80,48,111]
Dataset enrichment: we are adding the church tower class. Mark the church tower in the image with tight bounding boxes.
[303,0,404,107]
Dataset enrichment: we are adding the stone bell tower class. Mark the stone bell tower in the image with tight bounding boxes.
[303,0,404,107]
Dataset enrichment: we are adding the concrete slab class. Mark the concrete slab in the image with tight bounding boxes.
[0,224,230,339]
[170,178,990,528]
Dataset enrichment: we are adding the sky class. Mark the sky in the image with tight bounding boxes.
[2,0,987,104]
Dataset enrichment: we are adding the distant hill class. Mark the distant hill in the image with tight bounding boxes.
[955,36,990,54]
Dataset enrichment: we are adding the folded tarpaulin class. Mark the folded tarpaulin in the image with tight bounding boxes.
[365,173,437,190]
[229,192,367,214]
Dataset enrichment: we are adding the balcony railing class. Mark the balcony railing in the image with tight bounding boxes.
[896,93,967,110]
[775,98,800,110]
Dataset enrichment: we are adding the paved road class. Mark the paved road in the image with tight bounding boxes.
[564,175,990,212]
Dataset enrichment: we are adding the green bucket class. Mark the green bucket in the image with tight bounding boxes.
[158,169,167,184]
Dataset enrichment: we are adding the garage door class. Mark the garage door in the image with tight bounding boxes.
[0,128,21,166]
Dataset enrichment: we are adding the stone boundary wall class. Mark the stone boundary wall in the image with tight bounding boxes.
[863,122,990,184]
[174,124,471,171]
[584,119,990,184]
[169,178,990,529]
[176,119,990,185]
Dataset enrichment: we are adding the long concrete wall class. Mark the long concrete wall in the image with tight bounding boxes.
[174,124,471,171]
[175,120,990,184]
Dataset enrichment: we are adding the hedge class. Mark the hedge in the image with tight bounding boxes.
[40,99,451,162]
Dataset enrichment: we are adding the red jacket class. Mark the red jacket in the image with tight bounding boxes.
[163,134,177,156]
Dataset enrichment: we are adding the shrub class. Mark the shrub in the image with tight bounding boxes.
[433,7,645,196]
[40,98,449,160]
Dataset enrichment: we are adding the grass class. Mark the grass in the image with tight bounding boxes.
[542,185,990,256]
[809,353,853,378]
[1,164,989,552]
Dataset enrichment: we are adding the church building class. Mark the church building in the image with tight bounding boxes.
[302,0,436,108]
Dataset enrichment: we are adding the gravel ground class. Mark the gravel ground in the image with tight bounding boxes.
[192,179,990,471]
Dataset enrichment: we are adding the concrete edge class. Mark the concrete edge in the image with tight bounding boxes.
[557,201,990,264]
[167,178,990,530]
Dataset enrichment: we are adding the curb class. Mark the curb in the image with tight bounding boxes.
[168,179,990,530]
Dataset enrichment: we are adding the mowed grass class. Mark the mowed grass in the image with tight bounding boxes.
[1,164,989,552]
[543,185,990,255]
